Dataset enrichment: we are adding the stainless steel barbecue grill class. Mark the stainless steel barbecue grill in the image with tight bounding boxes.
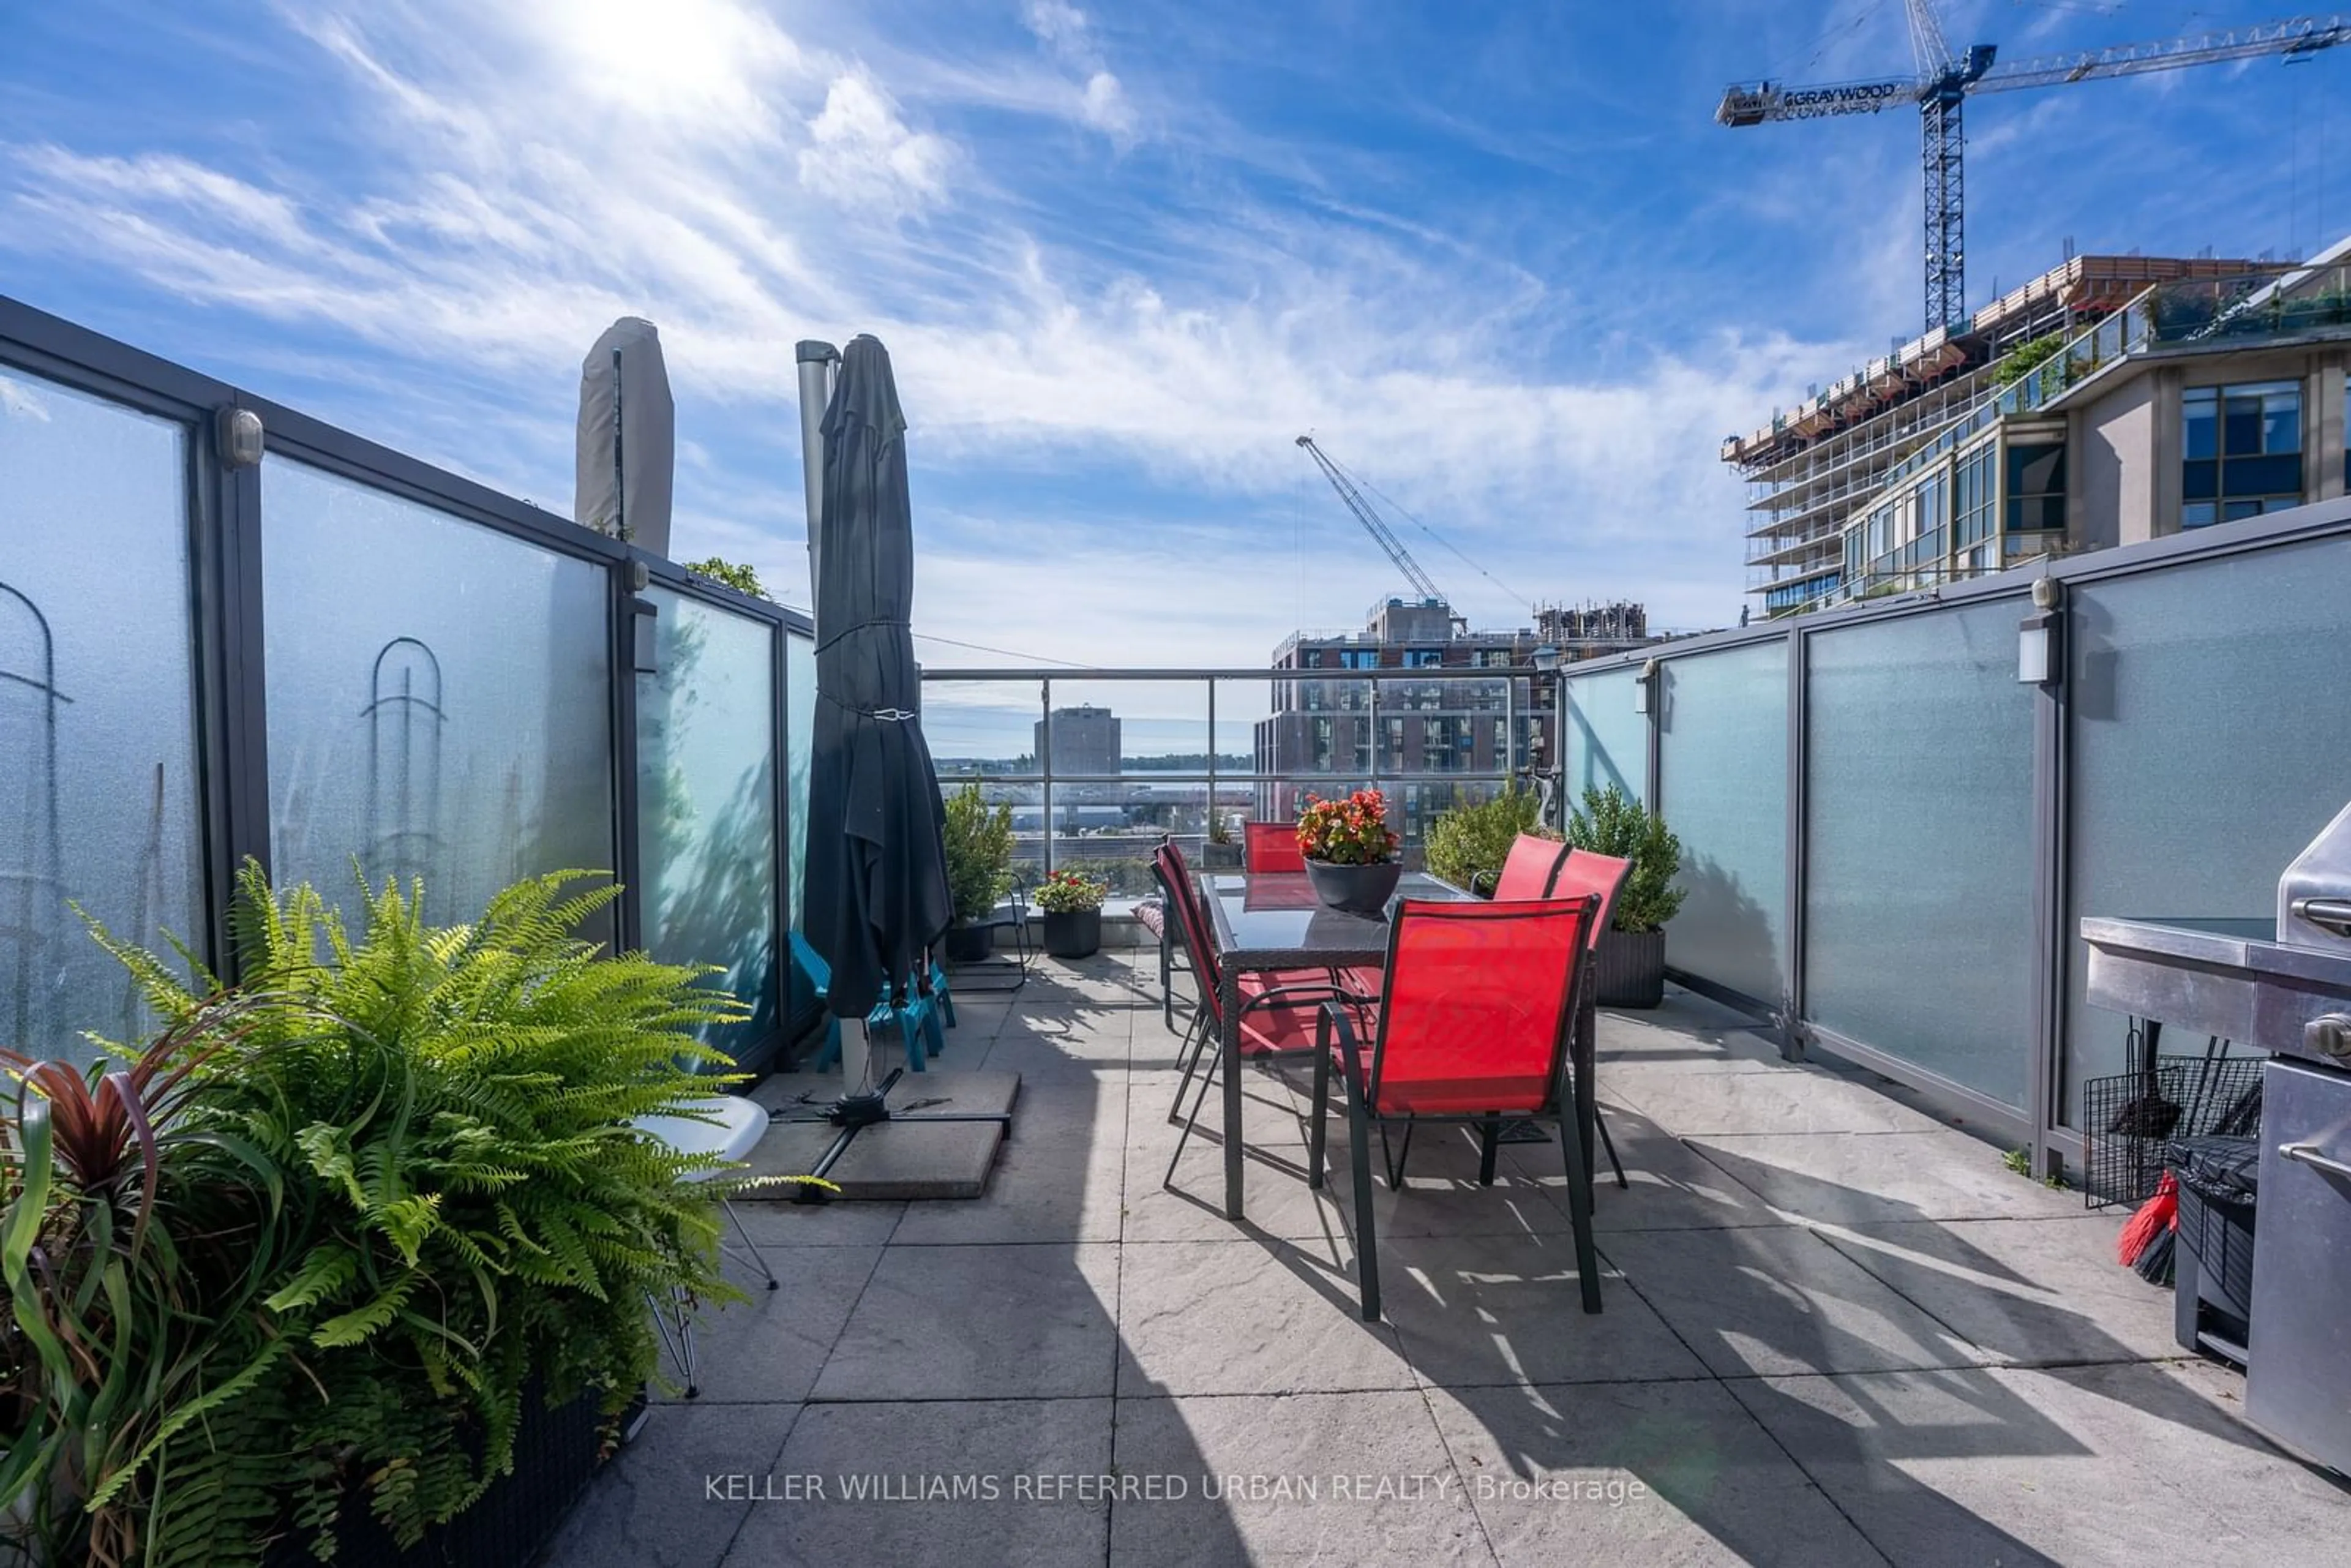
[2083,797,2351,1477]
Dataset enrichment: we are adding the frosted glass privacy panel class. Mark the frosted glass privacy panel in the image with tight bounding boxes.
[786,629,815,929]
[1804,599,2036,1109]
[1563,667,1649,805]
[263,461,614,932]
[1658,641,1788,1006]
[2064,538,2351,1123]
[0,370,203,1064]
[638,588,776,1057]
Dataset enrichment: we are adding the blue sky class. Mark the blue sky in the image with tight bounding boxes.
[4,0,2345,683]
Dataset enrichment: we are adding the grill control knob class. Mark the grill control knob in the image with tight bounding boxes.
[2308,1015,2351,1061]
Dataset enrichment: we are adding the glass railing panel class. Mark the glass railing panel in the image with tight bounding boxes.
[1,369,203,1065]
[2062,537,2351,1123]
[1803,597,2037,1109]
[786,628,814,928]
[637,588,776,1059]
[1038,677,1207,777]
[1659,640,1788,1007]
[925,679,1044,781]
[1563,666,1649,805]
[262,460,617,939]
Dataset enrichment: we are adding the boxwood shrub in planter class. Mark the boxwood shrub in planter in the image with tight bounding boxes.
[1,866,749,1567]
[1565,785,1685,1009]
[942,782,1014,961]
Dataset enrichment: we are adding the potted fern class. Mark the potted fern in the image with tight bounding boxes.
[942,782,1015,962]
[2,868,756,1568]
[1565,784,1686,1008]
[1034,869,1108,959]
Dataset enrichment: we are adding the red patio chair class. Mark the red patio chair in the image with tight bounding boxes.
[1308,895,1604,1321]
[1144,836,1195,1031]
[1552,849,1635,1190]
[1158,841,1374,1168]
[1471,832,1570,900]
[1243,820,1305,874]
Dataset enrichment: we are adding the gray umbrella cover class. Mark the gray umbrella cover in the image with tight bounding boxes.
[575,316,675,558]
[801,335,954,1019]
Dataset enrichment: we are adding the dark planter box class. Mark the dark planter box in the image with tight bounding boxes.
[1594,928,1666,1009]
[1041,907,1101,959]
[943,923,994,963]
[1303,859,1403,917]
[262,1384,632,1568]
[1201,841,1242,869]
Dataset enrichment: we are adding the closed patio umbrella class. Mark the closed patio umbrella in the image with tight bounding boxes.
[801,334,954,1024]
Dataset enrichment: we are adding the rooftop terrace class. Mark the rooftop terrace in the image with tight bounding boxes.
[544,952,2343,1567]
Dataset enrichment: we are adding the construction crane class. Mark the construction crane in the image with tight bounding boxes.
[1719,2,2351,332]
[1295,434,1447,604]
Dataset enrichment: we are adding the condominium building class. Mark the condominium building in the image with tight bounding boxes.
[1253,597,1654,844]
[1733,238,2351,615]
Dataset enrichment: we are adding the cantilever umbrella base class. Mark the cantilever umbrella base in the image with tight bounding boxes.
[744,1068,1020,1201]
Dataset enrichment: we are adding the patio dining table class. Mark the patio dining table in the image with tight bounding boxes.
[1200,869,1472,1219]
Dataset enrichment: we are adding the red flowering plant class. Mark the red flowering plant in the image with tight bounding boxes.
[1294,789,1401,866]
[1033,868,1109,913]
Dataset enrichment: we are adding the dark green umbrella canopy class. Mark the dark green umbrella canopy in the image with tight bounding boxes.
[801,335,954,1018]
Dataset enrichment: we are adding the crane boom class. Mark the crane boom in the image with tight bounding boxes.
[1295,435,1446,603]
[1717,9,2351,330]
[1974,15,2350,96]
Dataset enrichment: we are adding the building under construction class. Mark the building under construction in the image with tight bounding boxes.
[1730,246,2351,615]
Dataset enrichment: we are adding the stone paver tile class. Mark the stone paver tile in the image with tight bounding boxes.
[1815,1214,2176,1367]
[1110,1392,1493,1566]
[813,1243,1119,1401]
[729,1398,1111,1568]
[1124,1117,1348,1247]
[729,1195,907,1247]
[1603,1063,1954,1138]
[1684,1131,2088,1225]
[890,1082,1129,1245]
[541,1402,797,1568]
[1376,1232,1708,1389]
[1427,1379,1885,1567]
[978,1005,1134,1082]
[1726,1363,2323,1568]
[651,1245,882,1405]
[1600,1226,1985,1379]
[1117,1239,1414,1396]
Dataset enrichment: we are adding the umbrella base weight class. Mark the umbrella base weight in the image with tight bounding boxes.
[745,1070,1022,1200]
[828,1090,893,1128]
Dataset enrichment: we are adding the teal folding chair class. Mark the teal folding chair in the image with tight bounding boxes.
[792,932,954,1071]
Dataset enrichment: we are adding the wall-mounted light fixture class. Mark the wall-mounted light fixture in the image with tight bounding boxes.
[2018,576,2064,686]
[214,406,264,469]
[1633,657,1660,714]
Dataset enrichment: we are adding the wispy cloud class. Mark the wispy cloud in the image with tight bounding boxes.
[29,0,2184,655]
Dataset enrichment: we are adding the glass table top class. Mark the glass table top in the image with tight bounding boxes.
[1201,871,1469,962]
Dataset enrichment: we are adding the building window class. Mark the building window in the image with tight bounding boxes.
[1403,649,1442,669]
[2183,380,2301,527]
[1955,445,1995,549]
[2004,441,2066,533]
[1311,718,1332,770]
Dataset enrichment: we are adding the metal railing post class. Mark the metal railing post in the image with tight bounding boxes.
[1039,677,1053,877]
[1367,673,1381,793]
[1502,673,1515,784]
[1205,677,1217,846]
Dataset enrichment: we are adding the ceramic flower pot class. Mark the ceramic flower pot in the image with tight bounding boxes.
[1304,858,1403,917]
[1042,907,1101,959]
